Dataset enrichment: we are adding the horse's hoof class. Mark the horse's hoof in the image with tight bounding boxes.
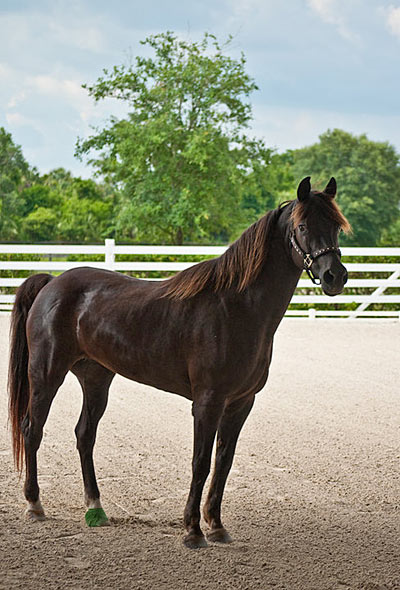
[25,508,46,522]
[85,508,110,527]
[206,527,233,544]
[183,533,208,549]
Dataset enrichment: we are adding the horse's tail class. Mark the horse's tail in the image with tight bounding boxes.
[8,273,54,471]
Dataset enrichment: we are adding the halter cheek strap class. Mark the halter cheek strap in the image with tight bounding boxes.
[289,231,341,285]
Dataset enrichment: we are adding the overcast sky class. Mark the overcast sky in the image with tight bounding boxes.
[1,0,400,177]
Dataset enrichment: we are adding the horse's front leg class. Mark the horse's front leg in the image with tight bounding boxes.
[183,394,224,549]
[203,394,255,543]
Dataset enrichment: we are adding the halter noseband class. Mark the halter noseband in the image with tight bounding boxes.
[289,230,341,285]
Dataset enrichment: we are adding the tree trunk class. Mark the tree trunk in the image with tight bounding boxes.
[175,227,183,245]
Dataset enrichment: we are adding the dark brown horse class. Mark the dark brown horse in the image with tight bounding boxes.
[8,177,350,548]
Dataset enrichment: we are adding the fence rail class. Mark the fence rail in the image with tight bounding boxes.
[1,240,399,319]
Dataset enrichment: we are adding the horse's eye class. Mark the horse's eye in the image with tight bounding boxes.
[298,224,306,232]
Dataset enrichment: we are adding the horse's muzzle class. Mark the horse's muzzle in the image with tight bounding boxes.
[320,263,348,296]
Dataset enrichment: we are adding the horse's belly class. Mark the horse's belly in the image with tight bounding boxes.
[111,356,192,399]
[79,327,192,398]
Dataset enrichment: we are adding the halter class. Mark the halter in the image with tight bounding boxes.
[289,230,341,285]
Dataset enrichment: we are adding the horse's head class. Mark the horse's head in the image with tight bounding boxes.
[289,176,351,296]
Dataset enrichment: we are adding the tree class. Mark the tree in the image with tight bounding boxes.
[55,176,115,242]
[241,152,294,218]
[0,127,33,239]
[16,168,115,243]
[76,32,271,244]
[22,207,59,242]
[19,184,62,217]
[379,217,400,246]
[57,194,113,242]
[287,129,400,246]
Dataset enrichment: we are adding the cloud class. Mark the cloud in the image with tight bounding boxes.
[47,18,106,53]
[29,75,84,100]
[0,7,107,63]
[4,72,90,118]
[5,112,44,139]
[5,112,29,127]
[26,74,129,125]
[251,104,400,153]
[225,0,266,21]
[306,0,360,43]
[0,63,13,81]
[4,71,119,124]
[7,90,28,108]
[386,5,400,37]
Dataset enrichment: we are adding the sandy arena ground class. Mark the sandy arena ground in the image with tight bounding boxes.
[0,314,399,590]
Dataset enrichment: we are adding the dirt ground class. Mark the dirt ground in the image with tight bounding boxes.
[0,314,399,590]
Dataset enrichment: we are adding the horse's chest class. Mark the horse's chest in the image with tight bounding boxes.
[186,327,274,396]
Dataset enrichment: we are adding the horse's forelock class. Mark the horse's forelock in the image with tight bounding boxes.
[291,192,351,234]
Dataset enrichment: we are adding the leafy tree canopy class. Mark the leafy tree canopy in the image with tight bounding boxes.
[0,153,116,243]
[287,129,400,246]
[76,32,271,243]
[242,153,295,218]
[0,127,35,240]
[28,170,115,243]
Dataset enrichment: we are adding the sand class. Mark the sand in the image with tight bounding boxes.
[0,314,399,590]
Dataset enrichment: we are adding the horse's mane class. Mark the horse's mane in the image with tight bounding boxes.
[160,206,284,300]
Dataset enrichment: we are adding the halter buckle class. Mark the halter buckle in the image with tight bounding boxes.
[304,253,313,268]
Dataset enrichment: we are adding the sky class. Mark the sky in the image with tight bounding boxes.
[1,0,400,177]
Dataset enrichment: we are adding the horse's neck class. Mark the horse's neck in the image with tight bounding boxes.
[245,232,302,331]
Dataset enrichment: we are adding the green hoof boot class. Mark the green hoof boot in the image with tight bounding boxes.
[85,508,110,527]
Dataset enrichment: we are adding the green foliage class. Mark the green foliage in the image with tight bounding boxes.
[379,217,400,246]
[76,32,270,244]
[20,185,62,216]
[20,169,115,243]
[242,153,295,216]
[0,127,118,243]
[22,207,59,242]
[57,194,113,242]
[0,127,34,240]
[288,129,400,246]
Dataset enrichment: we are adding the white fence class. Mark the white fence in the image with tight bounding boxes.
[1,240,399,319]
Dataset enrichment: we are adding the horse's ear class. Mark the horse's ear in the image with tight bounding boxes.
[324,177,337,198]
[297,176,311,202]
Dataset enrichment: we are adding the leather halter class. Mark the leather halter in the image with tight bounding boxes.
[289,230,341,285]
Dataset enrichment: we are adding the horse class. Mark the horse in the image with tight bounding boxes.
[8,176,350,549]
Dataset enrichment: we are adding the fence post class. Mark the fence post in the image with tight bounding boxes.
[105,239,115,270]
[308,308,316,320]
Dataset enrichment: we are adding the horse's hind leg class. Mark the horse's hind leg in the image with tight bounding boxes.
[24,361,70,521]
[71,360,115,527]
[203,394,255,543]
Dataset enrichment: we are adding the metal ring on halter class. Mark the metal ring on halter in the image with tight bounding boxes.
[289,231,341,286]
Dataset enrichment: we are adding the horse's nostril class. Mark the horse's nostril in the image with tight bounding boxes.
[323,269,334,284]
